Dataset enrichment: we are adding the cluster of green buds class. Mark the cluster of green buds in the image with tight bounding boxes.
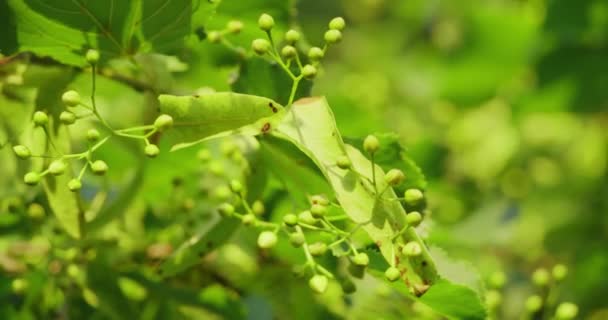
[12,49,175,190]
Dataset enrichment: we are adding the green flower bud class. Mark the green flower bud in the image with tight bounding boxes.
[488,271,507,289]
[258,13,275,31]
[352,252,369,267]
[27,203,45,219]
[329,17,346,30]
[197,149,210,162]
[324,29,342,44]
[252,38,271,55]
[67,263,82,279]
[154,114,174,131]
[227,20,244,34]
[308,242,327,256]
[406,211,422,227]
[48,160,67,176]
[532,268,550,287]
[363,135,379,154]
[289,232,305,247]
[281,45,297,59]
[11,278,28,293]
[555,302,578,319]
[62,90,81,107]
[336,155,351,169]
[229,179,243,194]
[33,111,48,127]
[218,203,235,217]
[86,128,100,142]
[404,188,424,205]
[86,49,100,64]
[12,145,31,159]
[308,47,324,60]
[298,210,317,224]
[402,241,422,257]
[252,200,265,215]
[283,213,298,226]
[91,160,108,175]
[310,204,327,218]
[552,264,568,281]
[309,274,328,294]
[525,295,543,313]
[486,290,502,309]
[341,278,357,294]
[68,179,82,192]
[285,29,300,43]
[384,169,405,186]
[257,231,278,249]
[242,213,255,226]
[24,172,41,185]
[385,266,400,282]
[302,64,317,79]
[144,144,160,158]
[60,111,77,125]
[207,31,221,43]
[311,195,330,206]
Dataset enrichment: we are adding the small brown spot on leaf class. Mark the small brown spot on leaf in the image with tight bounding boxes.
[268,102,277,113]
[261,122,271,133]
[193,94,200,98]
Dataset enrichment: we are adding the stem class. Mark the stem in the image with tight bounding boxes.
[371,153,378,193]
[287,76,302,107]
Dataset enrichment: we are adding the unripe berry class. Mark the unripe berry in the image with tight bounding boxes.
[227,20,243,34]
[308,47,324,60]
[308,242,327,256]
[486,290,502,309]
[252,200,265,215]
[12,145,31,159]
[242,213,255,226]
[218,203,235,217]
[257,231,278,249]
[298,210,317,224]
[329,17,346,30]
[402,241,422,256]
[352,253,369,267]
[258,13,274,31]
[145,144,160,158]
[363,135,379,154]
[406,211,422,227]
[336,155,351,169]
[207,31,221,43]
[60,111,76,125]
[385,266,400,282]
[532,268,550,287]
[154,114,174,131]
[24,172,41,185]
[285,29,300,43]
[555,302,578,319]
[309,275,328,294]
[62,90,81,107]
[289,232,305,247]
[324,29,342,44]
[283,213,298,226]
[48,160,67,176]
[229,179,243,194]
[91,160,108,175]
[86,49,100,64]
[252,38,270,55]
[552,264,568,281]
[33,111,48,127]
[384,169,405,186]
[310,204,327,218]
[525,295,543,313]
[310,195,330,206]
[404,189,424,205]
[281,45,297,59]
[68,179,82,191]
[86,128,100,142]
[488,271,506,289]
[302,64,317,79]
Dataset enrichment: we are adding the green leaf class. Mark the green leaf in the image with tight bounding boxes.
[271,97,438,294]
[158,92,285,151]
[345,132,428,192]
[141,0,192,53]
[418,280,486,320]
[232,57,312,106]
[159,217,240,277]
